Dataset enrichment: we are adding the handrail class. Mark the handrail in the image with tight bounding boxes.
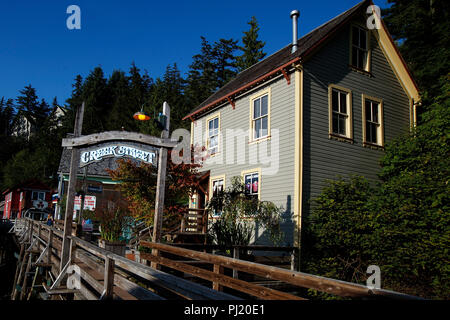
[140,241,422,300]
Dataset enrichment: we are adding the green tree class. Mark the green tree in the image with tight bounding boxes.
[207,176,284,246]
[236,16,266,72]
[382,0,450,99]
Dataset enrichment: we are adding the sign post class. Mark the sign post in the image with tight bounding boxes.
[60,102,84,272]
[151,102,170,269]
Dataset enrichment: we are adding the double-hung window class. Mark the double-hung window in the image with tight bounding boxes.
[207,116,220,155]
[351,25,369,71]
[211,177,224,216]
[251,92,270,141]
[329,85,352,139]
[362,95,384,146]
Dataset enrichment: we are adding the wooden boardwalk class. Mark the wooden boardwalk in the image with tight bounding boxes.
[6,218,421,300]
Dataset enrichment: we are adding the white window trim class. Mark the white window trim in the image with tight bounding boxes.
[206,112,221,157]
[249,88,271,144]
[241,168,262,200]
[362,94,384,147]
[328,84,353,141]
[209,174,225,217]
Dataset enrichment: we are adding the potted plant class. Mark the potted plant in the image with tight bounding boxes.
[86,198,131,256]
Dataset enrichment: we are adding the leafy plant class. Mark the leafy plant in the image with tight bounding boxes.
[207,176,284,247]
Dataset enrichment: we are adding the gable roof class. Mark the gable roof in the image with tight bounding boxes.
[183,0,419,121]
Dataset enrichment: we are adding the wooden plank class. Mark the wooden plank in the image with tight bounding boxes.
[75,251,164,300]
[141,252,304,300]
[61,131,178,148]
[140,241,390,298]
[71,236,240,300]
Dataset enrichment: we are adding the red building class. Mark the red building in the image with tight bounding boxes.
[2,180,52,219]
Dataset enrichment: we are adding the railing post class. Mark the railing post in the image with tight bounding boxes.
[233,247,239,279]
[213,264,224,291]
[291,248,297,271]
[47,229,53,265]
[103,256,115,299]
[28,220,33,243]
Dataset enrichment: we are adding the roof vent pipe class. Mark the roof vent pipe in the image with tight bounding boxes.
[290,10,300,53]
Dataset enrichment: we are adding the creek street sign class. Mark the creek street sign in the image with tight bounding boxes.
[79,144,157,167]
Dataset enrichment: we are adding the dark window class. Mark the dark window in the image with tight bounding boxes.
[331,89,349,136]
[365,99,380,144]
[351,26,368,70]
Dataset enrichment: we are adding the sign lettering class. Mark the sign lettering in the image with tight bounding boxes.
[80,144,157,166]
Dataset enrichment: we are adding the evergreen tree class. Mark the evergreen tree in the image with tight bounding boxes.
[382,0,450,99]
[81,67,110,134]
[236,16,266,72]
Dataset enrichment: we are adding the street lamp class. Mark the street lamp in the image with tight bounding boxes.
[133,106,150,121]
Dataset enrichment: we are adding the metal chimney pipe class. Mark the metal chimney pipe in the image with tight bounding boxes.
[290,10,300,53]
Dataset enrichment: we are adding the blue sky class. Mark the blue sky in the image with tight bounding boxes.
[0,0,388,106]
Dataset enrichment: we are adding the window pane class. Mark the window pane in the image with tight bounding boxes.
[339,92,347,114]
[209,120,213,130]
[352,27,359,46]
[214,118,219,129]
[252,174,259,194]
[371,123,377,143]
[365,100,371,121]
[253,99,260,118]
[38,192,45,201]
[372,102,379,123]
[245,175,252,194]
[32,192,37,200]
[332,113,339,134]
[360,29,367,50]
[210,136,217,147]
[358,50,366,69]
[352,47,358,67]
[254,118,261,139]
[261,95,268,116]
[339,115,346,135]
[332,90,339,112]
[261,116,268,137]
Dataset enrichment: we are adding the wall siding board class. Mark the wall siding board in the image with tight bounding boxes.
[302,22,410,217]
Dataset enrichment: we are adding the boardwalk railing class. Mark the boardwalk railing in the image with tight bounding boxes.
[139,241,423,300]
[10,218,238,300]
[9,217,422,300]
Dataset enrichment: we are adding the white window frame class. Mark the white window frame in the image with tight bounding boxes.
[206,113,220,156]
[249,88,271,143]
[241,168,261,200]
[210,175,225,217]
[362,94,384,147]
[328,84,353,140]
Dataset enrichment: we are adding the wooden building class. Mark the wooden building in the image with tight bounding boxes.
[184,0,420,247]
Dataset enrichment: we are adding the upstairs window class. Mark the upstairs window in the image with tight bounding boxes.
[253,94,269,140]
[362,95,384,146]
[207,115,220,155]
[329,85,353,140]
[249,89,271,142]
[351,25,369,71]
[31,191,45,201]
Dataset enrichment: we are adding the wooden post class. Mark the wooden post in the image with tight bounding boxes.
[151,102,170,269]
[213,264,224,291]
[60,102,84,272]
[103,257,115,299]
[11,244,24,299]
[47,229,53,265]
[233,247,239,279]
